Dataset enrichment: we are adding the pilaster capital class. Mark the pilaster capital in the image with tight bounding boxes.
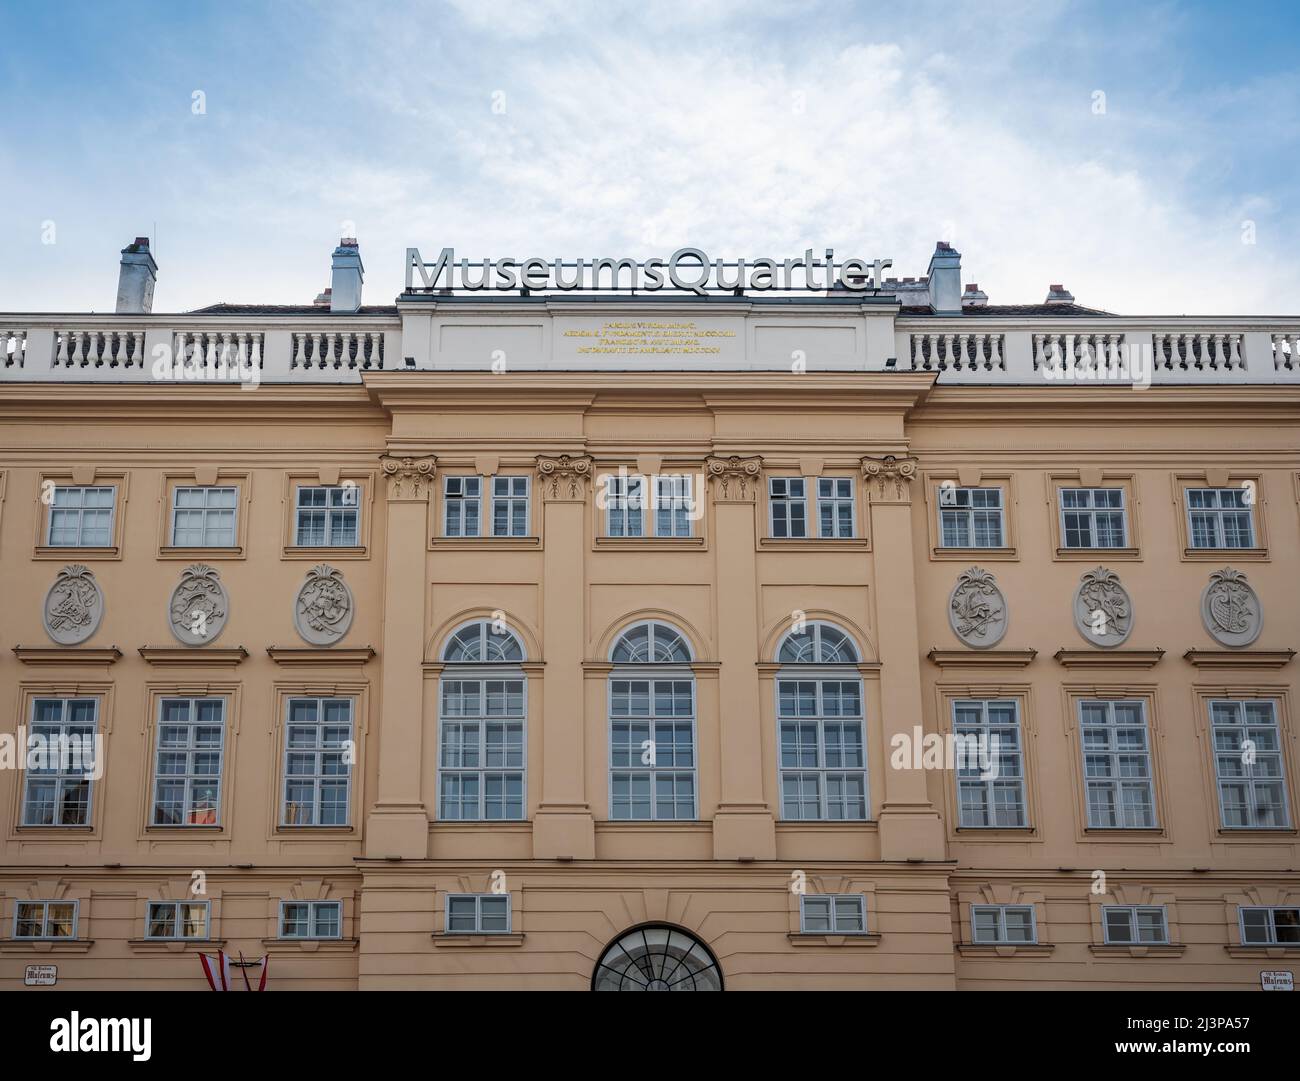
[861,454,919,504]
[536,454,594,502]
[705,455,763,503]
[380,454,436,501]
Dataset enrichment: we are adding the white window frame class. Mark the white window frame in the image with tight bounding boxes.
[294,484,360,547]
[970,904,1037,944]
[281,697,354,827]
[13,899,79,940]
[605,473,645,537]
[145,900,210,940]
[1185,487,1255,549]
[776,675,868,822]
[938,486,1005,548]
[1102,904,1169,945]
[799,894,867,934]
[608,672,698,821]
[21,697,98,827]
[46,484,116,547]
[444,893,512,934]
[443,476,482,537]
[652,474,694,537]
[1238,906,1300,947]
[170,485,238,547]
[953,699,1027,828]
[815,477,856,538]
[769,477,809,538]
[279,900,342,940]
[1059,487,1127,549]
[490,476,530,537]
[151,697,226,827]
[436,674,527,821]
[1210,699,1291,829]
[1079,699,1156,829]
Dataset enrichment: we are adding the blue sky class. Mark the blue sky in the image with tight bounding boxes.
[0,0,1296,313]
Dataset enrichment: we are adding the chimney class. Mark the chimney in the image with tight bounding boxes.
[926,241,962,314]
[313,287,332,307]
[116,237,158,314]
[330,238,364,313]
[1045,283,1075,306]
[962,282,988,308]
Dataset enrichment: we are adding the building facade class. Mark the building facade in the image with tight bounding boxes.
[1,240,1298,990]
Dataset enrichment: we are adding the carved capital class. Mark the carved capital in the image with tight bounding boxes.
[536,454,593,502]
[380,454,436,501]
[862,454,919,504]
[705,455,763,503]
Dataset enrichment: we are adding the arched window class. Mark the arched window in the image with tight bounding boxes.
[592,925,722,990]
[608,621,696,821]
[436,620,526,821]
[774,620,867,822]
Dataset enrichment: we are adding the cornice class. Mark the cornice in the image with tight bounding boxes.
[267,646,377,668]
[138,646,249,668]
[1182,649,1296,671]
[12,646,123,667]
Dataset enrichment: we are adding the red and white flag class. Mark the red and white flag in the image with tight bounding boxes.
[257,954,269,991]
[199,949,231,991]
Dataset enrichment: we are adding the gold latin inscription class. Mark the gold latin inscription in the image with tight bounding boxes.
[563,320,736,354]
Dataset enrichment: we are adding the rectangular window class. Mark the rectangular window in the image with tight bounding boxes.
[152,698,225,826]
[1186,487,1255,549]
[606,474,644,537]
[282,698,353,826]
[1239,907,1300,946]
[769,478,808,538]
[610,678,696,820]
[653,474,694,538]
[438,679,526,820]
[279,900,341,940]
[971,904,1037,944]
[1080,699,1156,829]
[800,894,866,934]
[21,698,97,827]
[1103,905,1169,945]
[817,478,856,538]
[13,900,78,939]
[443,477,481,537]
[778,679,867,820]
[1211,700,1290,828]
[491,477,530,537]
[146,901,209,940]
[47,485,115,547]
[295,485,359,547]
[171,486,238,547]
[1060,488,1127,548]
[954,699,1027,828]
[445,894,511,934]
[939,487,1004,548]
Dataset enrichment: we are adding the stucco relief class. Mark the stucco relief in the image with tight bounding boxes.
[294,564,354,645]
[1200,567,1262,647]
[168,563,229,645]
[948,566,1008,648]
[43,564,104,645]
[1072,566,1133,647]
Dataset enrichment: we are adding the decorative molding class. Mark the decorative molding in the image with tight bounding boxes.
[139,646,249,668]
[861,454,919,503]
[704,455,762,503]
[1053,649,1165,670]
[293,565,354,646]
[380,453,436,501]
[948,567,1008,648]
[1072,566,1134,648]
[268,646,376,668]
[13,645,122,667]
[43,565,104,645]
[536,454,594,501]
[1200,567,1263,647]
[928,649,1037,669]
[1183,649,1295,671]
[168,564,229,646]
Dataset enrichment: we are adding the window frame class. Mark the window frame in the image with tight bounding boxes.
[799,894,868,935]
[144,900,210,941]
[444,893,512,935]
[937,485,1005,549]
[814,477,857,539]
[768,477,809,539]
[970,903,1038,945]
[281,697,355,828]
[1078,698,1157,830]
[1058,487,1128,550]
[150,696,227,828]
[436,673,528,822]
[45,484,117,548]
[952,698,1028,829]
[13,899,79,940]
[607,672,698,822]
[442,476,482,538]
[1185,487,1256,550]
[1209,698,1292,830]
[278,899,343,940]
[1102,904,1170,945]
[1238,906,1300,947]
[169,485,239,548]
[293,484,361,548]
[490,475,531,537]
[20,697,99,828]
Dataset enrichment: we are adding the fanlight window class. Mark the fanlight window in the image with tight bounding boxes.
[592,926,722,991]
[442,621,525,663]
[610,621,693,664]
[777,621,860,664]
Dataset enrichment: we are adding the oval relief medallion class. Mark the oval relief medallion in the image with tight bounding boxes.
[43,564,104,645]
[948,567,1008,648]
[168,564,229,646]
[294,564,354,646]
[1073,566,1133,647]
[1200,567,1262,647]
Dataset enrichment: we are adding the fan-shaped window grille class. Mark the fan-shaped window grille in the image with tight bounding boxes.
[592,925,722,991]
[610,621,693,664]
[441,621,525,663]
[777,621,860,664]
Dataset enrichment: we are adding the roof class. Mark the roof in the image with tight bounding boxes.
[898,303,1115,317]
[187,303,399,315]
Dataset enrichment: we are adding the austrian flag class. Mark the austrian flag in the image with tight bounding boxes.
[200,950,268,990]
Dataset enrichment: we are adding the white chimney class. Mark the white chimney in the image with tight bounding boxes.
[962,282,988,308]
[926,241,962,313]
[330,238,364,313]
[116,237,158,314]
[1045,283,1075,305]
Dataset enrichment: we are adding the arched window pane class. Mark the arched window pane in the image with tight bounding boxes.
[442,621,525,663]
[592,926,722,990]
[611,622,693,664]
[776,621,860,664]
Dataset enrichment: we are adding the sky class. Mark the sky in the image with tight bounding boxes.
[0,0,1296,314]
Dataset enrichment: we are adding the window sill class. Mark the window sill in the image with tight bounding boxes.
[432,932,525,948]
[34,545,120,560]
[275,826,356,834]
[1225,944,1300,959]
[1215,827,1298,836]
[1089,944,1185,957]
[953,827,1036,836]
[775,820,878,832]
[759,537,868,550]
[128,938,224,953]
[0,939,94,954]
[159,545,245,560]
[1181,547,1268,561]
[957,943,1055,957]
[1054,546,1141,560]
[144,825,226,833]
[1081,828,1167,839]
[262,937,357,953]
[282,545,368,561]
[931,546,1017,561]
[787,932,881,947]
[429,536,541,549]
[595,536,705,550]
[13,825,96,834]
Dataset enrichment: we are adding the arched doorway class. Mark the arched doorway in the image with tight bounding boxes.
[592,924,723,990]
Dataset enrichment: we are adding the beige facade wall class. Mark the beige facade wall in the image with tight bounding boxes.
[1,360,1297,990]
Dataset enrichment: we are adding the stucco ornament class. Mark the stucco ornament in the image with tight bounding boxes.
[1073,566,1133,647]
[948,567,1008,648]
[1200,567,1262,647]
[168,564,229,645]
[43,564,104,645]
[294,564,354,645]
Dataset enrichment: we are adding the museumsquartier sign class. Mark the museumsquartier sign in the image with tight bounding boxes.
[405,247,893,294]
